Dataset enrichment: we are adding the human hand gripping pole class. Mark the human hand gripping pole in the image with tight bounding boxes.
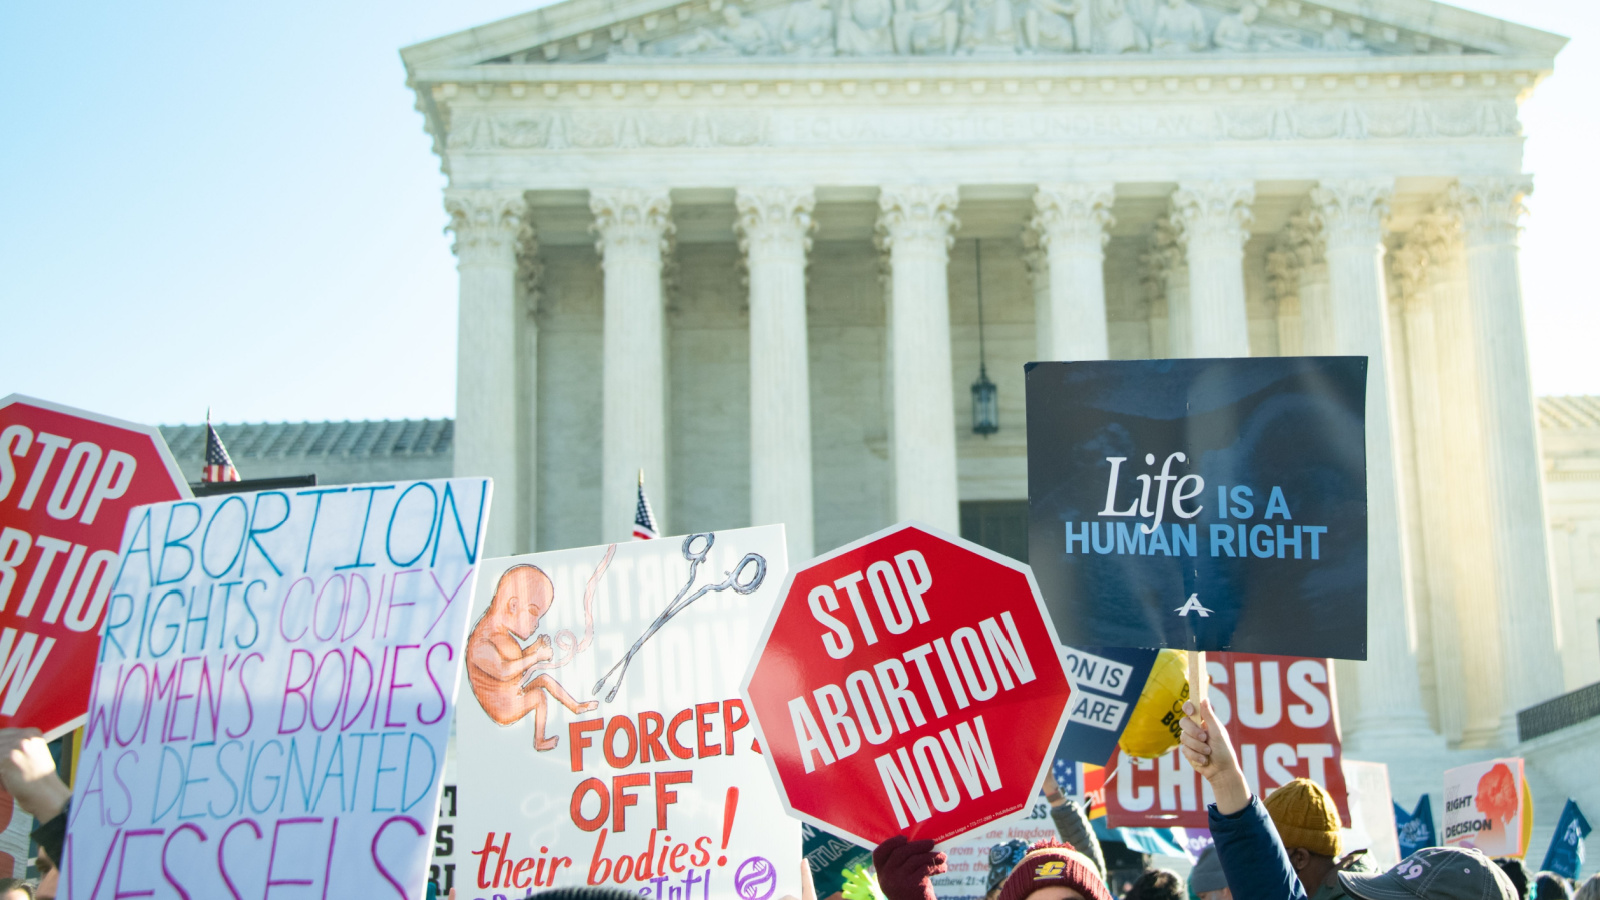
[1178,699,1252,816]
[0,727,70,822]
[872,835,949,900]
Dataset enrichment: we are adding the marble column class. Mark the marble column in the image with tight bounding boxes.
[1285,212,1331,355]
[446,188,527,557]
[1267,246,1303,356]
[516,222,543,552]
[1139,239,1170,359]
[1023,229,1052,362]
[1151,216,1189,358]
[877,186,961,532]
[1390,235,1460,739]
[1311,179,1435,748]
[1419,209,1505,746]
[1032,183,1116,360]
[1451,176,1565,734]
[592,188,674,544]
[1172,181,1254,357]
[736,187,817,562]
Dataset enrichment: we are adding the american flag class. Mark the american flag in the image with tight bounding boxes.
[203,416,241,483]
[632,470,658,541]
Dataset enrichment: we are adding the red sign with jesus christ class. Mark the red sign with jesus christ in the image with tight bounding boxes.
[1104,652,1350,829]
[0,395,189,739]
[742,522,1072,848]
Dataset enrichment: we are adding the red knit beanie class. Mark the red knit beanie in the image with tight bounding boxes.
[997,840,1113,900]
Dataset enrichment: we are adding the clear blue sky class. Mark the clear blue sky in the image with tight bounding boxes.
[2,0,1594,426]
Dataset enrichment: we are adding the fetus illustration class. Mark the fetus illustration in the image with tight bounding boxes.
[467,544,616,751]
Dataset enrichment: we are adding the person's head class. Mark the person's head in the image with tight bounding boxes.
[0,878,31,900]
[1535,873,1574,900]
[1495,859,1530,900]
[1189,846,1230,900]
[1574,874,1600,900]
[997,840,1114,900]
[1124,869,1185,900]
[987,839,1032,900]
[1338,846,1517,900]
[490,564,555,635]
[1264,779,1343,893]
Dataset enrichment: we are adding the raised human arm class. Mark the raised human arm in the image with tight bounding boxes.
[1181,700,1306,900]
[1178,699,1249,814]
[1045,773,1107,881]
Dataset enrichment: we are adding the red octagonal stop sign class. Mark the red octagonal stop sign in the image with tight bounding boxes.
[742,522,1072,848]
[0,395,189,739]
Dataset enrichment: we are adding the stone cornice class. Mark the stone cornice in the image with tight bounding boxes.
[413,52,1554,89]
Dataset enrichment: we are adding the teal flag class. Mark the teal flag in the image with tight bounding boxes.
[1540,800,1591,880]
[1394,795,1436,858]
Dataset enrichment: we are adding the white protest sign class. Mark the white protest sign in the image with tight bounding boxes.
[62,478,491,899]
[1443,758,1529,858]
[929,810,1057,900]
[455,526,801,900]
[1339,760,1400,870]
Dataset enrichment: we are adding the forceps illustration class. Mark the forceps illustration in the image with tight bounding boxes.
[592,532,767,702]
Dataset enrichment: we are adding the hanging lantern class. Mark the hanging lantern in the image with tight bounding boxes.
[971,239,999,436]
[972,366,999,436]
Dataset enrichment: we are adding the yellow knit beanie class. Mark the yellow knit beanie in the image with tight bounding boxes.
[1263,778,1343,858]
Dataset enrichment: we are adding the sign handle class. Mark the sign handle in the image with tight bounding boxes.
[1188,650,1207,711]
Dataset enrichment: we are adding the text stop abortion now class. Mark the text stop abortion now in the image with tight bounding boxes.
[746,523,1071,847]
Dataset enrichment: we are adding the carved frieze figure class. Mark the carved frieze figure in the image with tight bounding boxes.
[1320,25,1365,51]
[676,6,773,54]
[1211,2,1253,50]
[1023,0,1079,51]
[893,0,960,54]
[1151,0,1208,51]
[960,0,1020,52]
[836,0,896,52]
[1095,0,1147,52]
[1213,3,1308,51]
[781,0,838,53]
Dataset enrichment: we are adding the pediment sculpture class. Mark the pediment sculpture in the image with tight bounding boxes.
[615,0,1374,58]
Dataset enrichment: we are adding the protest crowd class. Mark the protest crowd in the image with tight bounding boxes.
[2,353,1598,900]
[5,3,1599,894]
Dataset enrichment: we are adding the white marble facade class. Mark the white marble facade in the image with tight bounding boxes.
[405,0,1587,793]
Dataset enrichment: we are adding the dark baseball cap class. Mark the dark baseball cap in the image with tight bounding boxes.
[1339,847,1518,900]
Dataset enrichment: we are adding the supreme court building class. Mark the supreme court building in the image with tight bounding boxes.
[399,0,1598,845]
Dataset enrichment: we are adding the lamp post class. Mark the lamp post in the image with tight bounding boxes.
[971,239,999,436]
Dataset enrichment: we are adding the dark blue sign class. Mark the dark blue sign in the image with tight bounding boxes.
[1394,795,1437,858]
[802,822,873,900]
[1026,358,1368,659]
[1054,646,1159,766]
[1540,799,1591,880]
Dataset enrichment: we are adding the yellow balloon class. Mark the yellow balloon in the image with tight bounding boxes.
[1118,649,1192,759]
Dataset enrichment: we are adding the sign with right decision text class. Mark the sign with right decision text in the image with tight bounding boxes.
[1443,758,1529,858]
[1025,358,1369,659]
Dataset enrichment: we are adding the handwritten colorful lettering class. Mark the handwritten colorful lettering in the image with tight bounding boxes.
[61,478,490,899]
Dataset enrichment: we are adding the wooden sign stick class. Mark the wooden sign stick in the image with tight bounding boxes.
[1188,649,1207,714]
